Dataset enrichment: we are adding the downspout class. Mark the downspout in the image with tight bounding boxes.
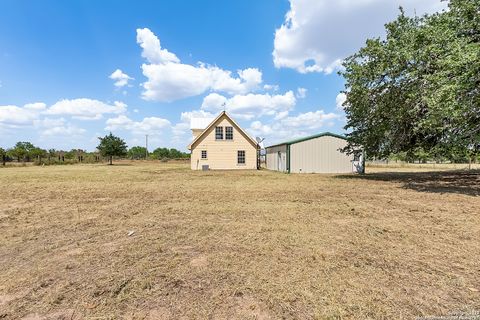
[265,148,267,170]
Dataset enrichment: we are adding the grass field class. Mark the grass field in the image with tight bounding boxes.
[1,162,479,319]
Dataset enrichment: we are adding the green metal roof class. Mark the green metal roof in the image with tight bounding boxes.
[265,132,347,149]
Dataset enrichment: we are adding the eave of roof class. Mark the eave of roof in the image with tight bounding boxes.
[265,132,347,149]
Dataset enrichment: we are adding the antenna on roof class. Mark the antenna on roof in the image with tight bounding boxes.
[222,102,226,112]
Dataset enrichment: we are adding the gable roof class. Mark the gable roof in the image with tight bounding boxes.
[266,132,347,149]
[187,111,258,150]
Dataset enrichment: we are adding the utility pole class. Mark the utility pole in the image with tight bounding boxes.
[145,134,149,160]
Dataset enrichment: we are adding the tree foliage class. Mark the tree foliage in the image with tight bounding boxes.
[151,147,189,160]
[340,0,480,160]
[0,147,5,166]
[9,142,36,162]
[128,146,148,159]
[96,133,128,165]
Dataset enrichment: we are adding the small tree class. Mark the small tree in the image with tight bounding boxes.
[151,147,170,160]
[97,133,127,165]
[10,142,35,162]
[0,148,6,166]
[128,146,148,160]
[30,147,47,164]
[47,149,56,163]
[169,148,183,159]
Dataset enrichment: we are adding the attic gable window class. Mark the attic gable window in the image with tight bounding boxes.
[201,150,207,159]
[225,126,233,140]
[215,126,223,140]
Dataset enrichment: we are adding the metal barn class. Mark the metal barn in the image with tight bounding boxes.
[265,132,364,174]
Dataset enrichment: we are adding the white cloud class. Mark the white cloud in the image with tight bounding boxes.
[273,0,447,74]
[336,92,347,110]
[281,110,339,130]
[171,109,216,142]
[42,125,86,137]
[137,28,263,102]
[46,99,127,120]
[201,91,296,120]
[33,117,86,137]
[0,103,88,139]
[24,102,47,111]
[109,69,134,88]
[264,84,279,91]
[0,104,43,126]
[296,87,307,99]
[105,115,171,134]
[248,109,341,144]
[136,28,180,64]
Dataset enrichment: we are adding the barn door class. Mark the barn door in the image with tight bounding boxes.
[277,152,282,171]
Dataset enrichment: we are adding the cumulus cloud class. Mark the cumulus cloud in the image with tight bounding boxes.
[248,109,340,143]
[336,92,347,110]
[24,102,47,111]
[273,0,447,73]
[0,103,45,126]
[0,103,88,139]
[105,115,171,134]
[264,84,279,91]
[136,28,180,64]
[109,69,134,88]
[34,118,85,137]
[42,124,86,137]
[137,28,263,102]
[201,91,296,120]
[296,87,307,99]
[171,109,216,142]
[46,99,127,120]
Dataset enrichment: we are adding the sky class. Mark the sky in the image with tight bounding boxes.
[0,0,447,151]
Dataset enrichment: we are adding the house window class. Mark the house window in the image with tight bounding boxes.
[215,126,223,140]
[225,126,233,140]
[237,150,245,164]
[201,150,207,159]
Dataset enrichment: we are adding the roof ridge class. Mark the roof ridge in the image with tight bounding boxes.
[266,131,347,148]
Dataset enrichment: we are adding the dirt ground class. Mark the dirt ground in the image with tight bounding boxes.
[0,162,479,319]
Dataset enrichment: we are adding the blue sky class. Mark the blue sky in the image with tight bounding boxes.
[0,0,446,151]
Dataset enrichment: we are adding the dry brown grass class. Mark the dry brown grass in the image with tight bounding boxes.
[0,162,479,319]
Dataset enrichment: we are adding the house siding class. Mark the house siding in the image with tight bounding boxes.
[289,135,354,173]
[190,117,257,170]
[265,145,287,172]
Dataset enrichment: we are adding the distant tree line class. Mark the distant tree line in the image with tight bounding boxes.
[126,146,189,160]
[1,133,190,166]
[0,141,102,165]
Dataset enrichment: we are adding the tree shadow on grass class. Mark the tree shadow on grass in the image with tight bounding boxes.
[336,170,480,197]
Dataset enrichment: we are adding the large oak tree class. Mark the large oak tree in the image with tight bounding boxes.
[340,0,479,161]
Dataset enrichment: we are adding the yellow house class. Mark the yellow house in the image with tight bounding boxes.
[187,111,259,170]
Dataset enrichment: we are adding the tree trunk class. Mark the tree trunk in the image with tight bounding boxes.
[2,155,5,166]
[109,155,113,165]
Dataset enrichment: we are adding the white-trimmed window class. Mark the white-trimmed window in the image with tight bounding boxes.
[237,150,245,164]
[215,126,223,140]
[225,126,233,140]
[201,150,207,159]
